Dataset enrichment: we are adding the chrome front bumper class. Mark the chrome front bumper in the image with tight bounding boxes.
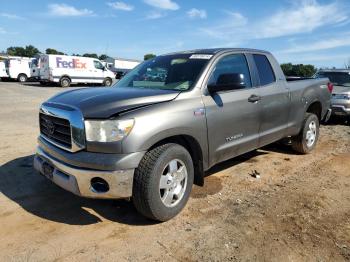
[34,147,134,199]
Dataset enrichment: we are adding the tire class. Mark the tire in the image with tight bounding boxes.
[60,77,71,88]
[103,77,112,87]
[291,113,319,154]
[133,143,194,222]
[17,74,27,83]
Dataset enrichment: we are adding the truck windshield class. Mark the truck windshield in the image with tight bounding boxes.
[316,71,350,87]
[114,54,211,91]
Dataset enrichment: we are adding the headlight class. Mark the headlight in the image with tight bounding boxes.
[84,119,134,142]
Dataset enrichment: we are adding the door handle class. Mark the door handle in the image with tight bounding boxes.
[248,94,261,103]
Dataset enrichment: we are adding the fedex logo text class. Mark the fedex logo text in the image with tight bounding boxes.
[56,57,87,69]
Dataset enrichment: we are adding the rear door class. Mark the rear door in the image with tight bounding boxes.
[251,54,290,146]
[202,53,262,166]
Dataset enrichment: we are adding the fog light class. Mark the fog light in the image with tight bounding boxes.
[90,177,109,193]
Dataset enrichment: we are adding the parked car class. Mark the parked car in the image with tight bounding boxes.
[39,54,115,87]
[34,48,332,221]
[0,61,9,79]
[5,57,33,82]
[315,69,350,118]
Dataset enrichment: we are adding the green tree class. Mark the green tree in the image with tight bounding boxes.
[82,53,98,59]
[46,48,65,55]
[99,54,108,61]
[144,53,156,60]
[280,63,317,77]
[25,45,40,57]
[7,45,40,57]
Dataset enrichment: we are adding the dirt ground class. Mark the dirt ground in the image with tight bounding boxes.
[0,81,349,262]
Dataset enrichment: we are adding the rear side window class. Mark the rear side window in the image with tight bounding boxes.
[253,54,276,86]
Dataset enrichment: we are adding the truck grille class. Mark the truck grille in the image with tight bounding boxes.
[39,113,72,148]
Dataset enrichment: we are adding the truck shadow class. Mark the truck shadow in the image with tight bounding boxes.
[326,116,350,126]
[0,155,156,226]
[0,144,296,226]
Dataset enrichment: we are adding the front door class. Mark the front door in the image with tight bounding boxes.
[93,60,105,83]
[202,53,262,167]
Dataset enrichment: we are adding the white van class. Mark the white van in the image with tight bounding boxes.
[5,58,33,82]
[39,55,115,87]
[0,61,9,78]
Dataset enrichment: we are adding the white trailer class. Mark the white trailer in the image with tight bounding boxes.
[39,55,115,87]
[104,57,141,79]
[114,58,140,70]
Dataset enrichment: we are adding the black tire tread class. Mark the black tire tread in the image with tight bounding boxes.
[133,144,174,221]
[103,77,112,86]
[60,77,71,88]
[291,113,318,154]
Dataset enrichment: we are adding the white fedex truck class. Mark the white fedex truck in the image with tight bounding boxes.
[5,57,33,82]
[39,55,115,87]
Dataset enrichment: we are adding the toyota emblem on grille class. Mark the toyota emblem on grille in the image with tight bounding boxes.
[46,120,55,136]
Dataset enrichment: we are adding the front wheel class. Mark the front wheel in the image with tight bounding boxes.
[132,143,194,221]
[103,77,112,87]
[60,77,71,88]
[291,113,319,154]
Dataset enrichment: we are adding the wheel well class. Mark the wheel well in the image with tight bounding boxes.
[306,101,322,121]
[60,75,71,81]
[18,73,27,78]
[150,135,205,186]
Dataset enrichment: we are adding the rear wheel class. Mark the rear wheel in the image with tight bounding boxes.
[103,77,112,87]
[17,74,27,83]
[132,143,194,221]
[291,113,319,154]
[60,77,71,88]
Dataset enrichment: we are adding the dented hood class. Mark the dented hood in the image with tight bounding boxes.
[46,87,180,118]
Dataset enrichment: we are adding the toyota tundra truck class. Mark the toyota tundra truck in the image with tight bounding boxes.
[34,48,332,221]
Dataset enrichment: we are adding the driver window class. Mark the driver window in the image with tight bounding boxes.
[94,60,104,70]
[208,54,252,89]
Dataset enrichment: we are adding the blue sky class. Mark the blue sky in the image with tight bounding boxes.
[0,0,350,67]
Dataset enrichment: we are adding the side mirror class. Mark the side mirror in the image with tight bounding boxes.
[208,73,246,93]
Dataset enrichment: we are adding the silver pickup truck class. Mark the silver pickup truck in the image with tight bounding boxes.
[315,69,350,118]
[34,48,332,221]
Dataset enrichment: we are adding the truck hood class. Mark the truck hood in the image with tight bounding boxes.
[46,87,180,118]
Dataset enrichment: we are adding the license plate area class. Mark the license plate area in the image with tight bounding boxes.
[42,162,54,180]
